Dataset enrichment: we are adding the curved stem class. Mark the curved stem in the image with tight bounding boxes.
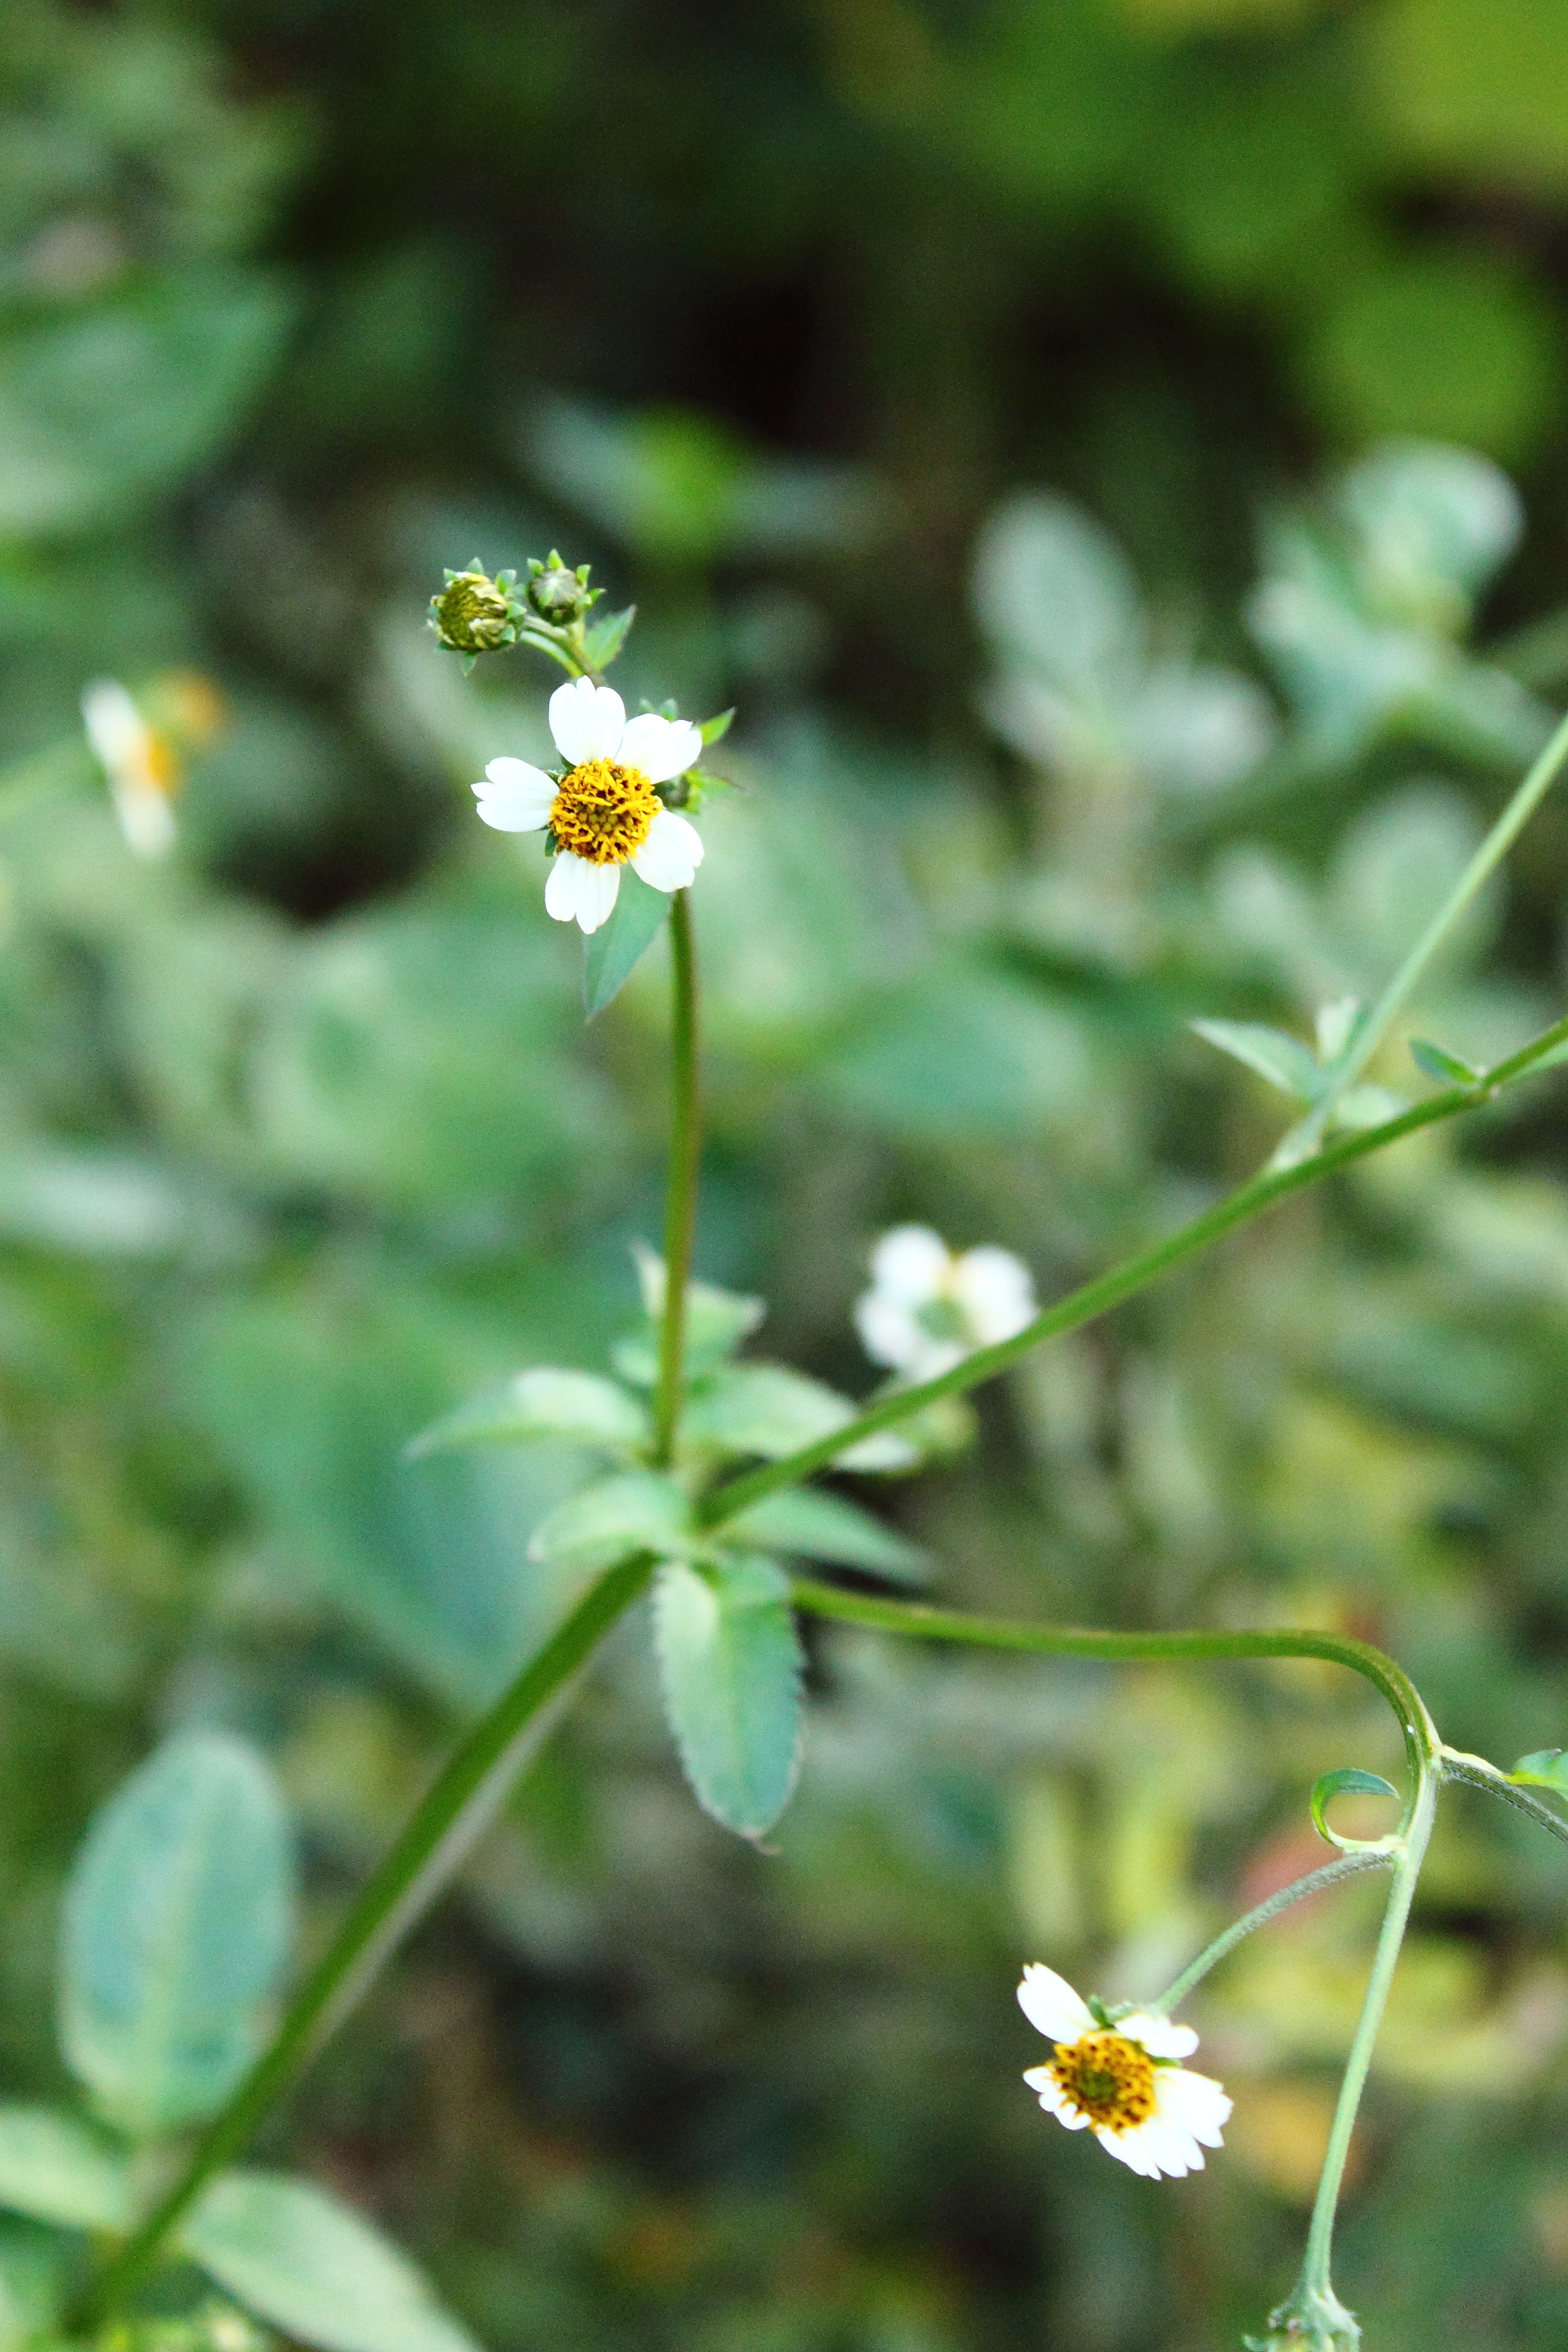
[652,890,700,1468]
[1154,1852,1391,2017]
[1440,1746,1568,1851]
[1280,703,1568,1162]
[80,1554,655,2326]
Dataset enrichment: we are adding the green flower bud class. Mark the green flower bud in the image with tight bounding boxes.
[428,563,523,655]
[527,551,597,625]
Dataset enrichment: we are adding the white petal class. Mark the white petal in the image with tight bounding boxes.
[618,711,703,785]
[1155,2065,1231,2148]
[853,1292,924,1373]
[952,1245,1038,1346]
[549,677,626,765]
[1120,2012,1199,2061]
[81,679,147,769]
[868,1225,951,1308]
[1023,2068,1091,2129]
[545,851,622,931]
[1017,1965,1096,2045]
[630,808,705,892]
[472,758,556,831]
[1096,2115,1201,2179]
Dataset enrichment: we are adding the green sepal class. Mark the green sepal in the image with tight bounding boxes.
[1310,1766,1399,1848]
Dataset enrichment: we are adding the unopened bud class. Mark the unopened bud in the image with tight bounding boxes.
[526,551,597,625]
[428,564,523,655]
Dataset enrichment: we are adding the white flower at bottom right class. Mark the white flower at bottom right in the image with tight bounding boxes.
[1017,1964,1232,2181]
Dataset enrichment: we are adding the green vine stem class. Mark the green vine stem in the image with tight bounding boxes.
[1153,1852,1392,2017]
[80,1553,656,2328]
[698,1013,1568,1534]
[1277,703,1568,1164]
[652,890,700,1468]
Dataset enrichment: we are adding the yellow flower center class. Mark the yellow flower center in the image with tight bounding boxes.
[549,758,660,866]
[1050,2031,1157,2134]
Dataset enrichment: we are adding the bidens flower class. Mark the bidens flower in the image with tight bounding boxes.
[1017,1965,1231,2181]
[855,1225,1037,1381]
[472,677,705,934]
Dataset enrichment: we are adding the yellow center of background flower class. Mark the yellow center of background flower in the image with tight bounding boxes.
[550,759,660,865]
[1050,2031,1156,2134]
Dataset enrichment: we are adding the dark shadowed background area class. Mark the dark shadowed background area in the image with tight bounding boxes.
[10,0,1568,2344]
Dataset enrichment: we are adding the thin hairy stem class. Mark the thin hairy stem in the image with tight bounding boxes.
[1154,1852,1391,2017]
[81,1554,655,2325]
[1440,1747,1568,1850]
[652,890,700,1467]
[1278,704,1568,1162]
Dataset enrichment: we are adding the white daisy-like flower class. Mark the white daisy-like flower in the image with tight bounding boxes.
[1017,1964,1232,2181]
[81,678,179,858]
[472,676,705,934]
[854,1224,1037,1382]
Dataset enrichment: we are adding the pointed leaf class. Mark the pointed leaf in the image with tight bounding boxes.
[182,2172,479,2352]
[0,2108,132,2232]
[1510,1748,1568,1793]
[526,1471,689,1571]
[1311,1767,1400,1847]
[653,1556,803,1837]
[679,1363,915,1470]
[728,1487,927,1583]
[1409,1037,1482,1087]
[1190,1019,1325,1101]
[61,1731,295,2138]
[582,603,636,668]
[583,870,671,1018]
[405,1368,648,1461]
[700,707,735,745]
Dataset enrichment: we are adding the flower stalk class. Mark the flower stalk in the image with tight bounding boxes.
[653,890,701,1467]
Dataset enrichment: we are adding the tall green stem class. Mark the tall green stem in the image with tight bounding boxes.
[653,889,700,1468]
[1153,1852,1391,2017]
[81,1553,655,2326]
[1279,703,1568,1164]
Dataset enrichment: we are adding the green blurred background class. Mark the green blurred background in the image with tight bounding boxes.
[12,0,1568,2343]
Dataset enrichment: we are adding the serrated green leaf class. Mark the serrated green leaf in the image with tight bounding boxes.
[526,1471,689,1571]
[0,2108,132,2232]
[60,1732,295,2138]
[1510,1748,1568,1791]
[1310,1766,1400,1846]
[182,2172,479,2352]
[404,1368,648,1461]
[679,1363,915,1471]
[727,1487,928,1582]
[582,603,636,668]
[1409,1037,1482,1086]
[582,870,671,1018]
[653,1556,803,1837]
[700,707,735,745]
[1190,1019,1326,1101]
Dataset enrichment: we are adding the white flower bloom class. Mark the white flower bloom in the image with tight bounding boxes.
[854,1224,1037,1381]
[472,676,705,934]
[1017,1964,1231,2182]
[81,679,178,858]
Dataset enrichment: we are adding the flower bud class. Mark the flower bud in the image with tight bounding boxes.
[526,552,596,625]
[428,564,523,655]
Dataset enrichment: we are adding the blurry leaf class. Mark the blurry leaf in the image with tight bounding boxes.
[60,1731,294,2138]
[1190,1020,1325,1101]
[682,1364,916,1472]
[526,1471,689,1571]
[406,1368,648,1461]
[0,2108,131,2232]
[582,869,671,1018]
[1338,442,1523,614]
[182,2172,479,2352]
[0,269,294,536]
[653,1556,803,1837]
[1373,0,1568,191]
[700,708,735,746]
[0,2214,68,2347]
[1311,1767,1400,1846]
[1510,1750,1568,1793]
[1315,996,1363,1063]
[972,491,1144,697]
[612,1250,765,1384]
[582,603,635,668]
[728,1486,928,1582]
[1410,1037,1482,1085]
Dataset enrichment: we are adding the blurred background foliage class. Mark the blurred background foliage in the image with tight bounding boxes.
[10,0,1568,2345]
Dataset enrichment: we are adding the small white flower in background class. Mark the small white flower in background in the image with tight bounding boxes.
[81,679,179,858]
[854,1224,1037,1382]
[472,676,705,934]
[1017,1964,1231,2181]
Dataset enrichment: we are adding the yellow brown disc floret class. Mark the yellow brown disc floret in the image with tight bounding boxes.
[1050,2031,1158,2135]
[549,758,660,866]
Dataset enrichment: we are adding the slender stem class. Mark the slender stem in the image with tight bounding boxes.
[81,1554,655,2325]
[787,1580,1439,1791]
[1281,703,1568,1162]
[1299,1771,1437,2302]
[1440,1747,1568,1852]
[652,890,700,1468]
[1153,1852,1391,2017]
